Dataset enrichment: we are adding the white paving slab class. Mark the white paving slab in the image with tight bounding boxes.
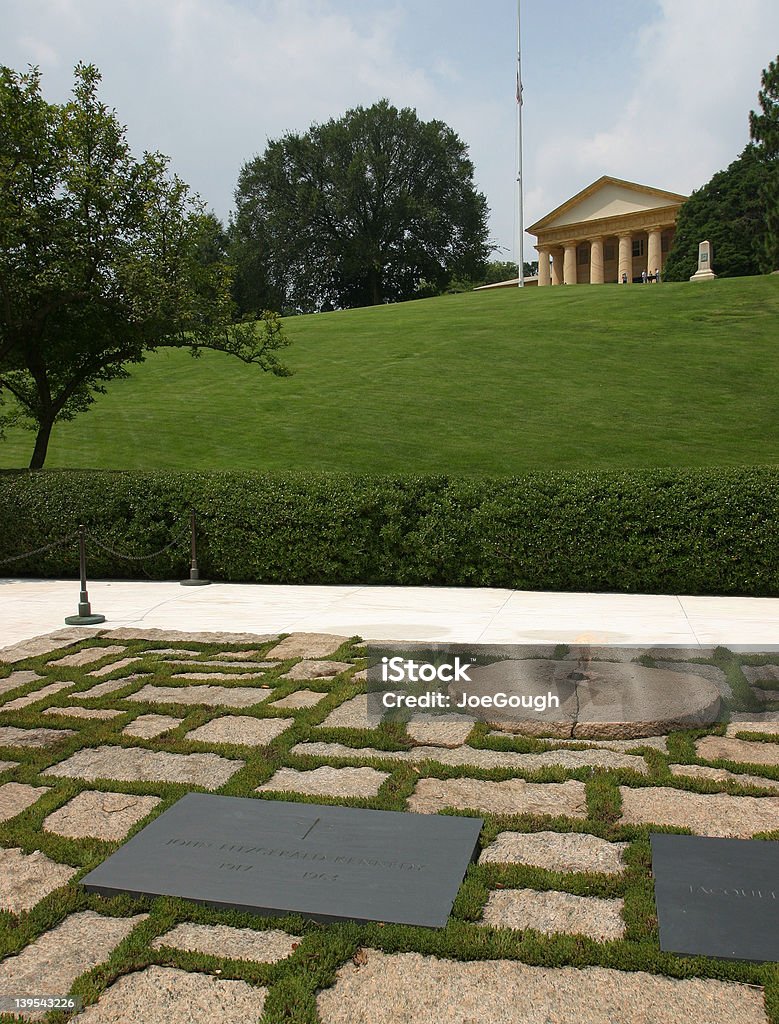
[1,580,777,649]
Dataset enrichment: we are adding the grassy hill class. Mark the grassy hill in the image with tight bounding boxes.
[2,275,778,473]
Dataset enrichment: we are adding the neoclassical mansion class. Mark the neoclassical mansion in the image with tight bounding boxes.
[528,176,688,285]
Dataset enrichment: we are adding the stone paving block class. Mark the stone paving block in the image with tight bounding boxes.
[127,684,270,709]
[267,633,347,660]
[49,646,126,668]
[0,671,44,696]
[319,695,373,730]
[727,720,779,737]
[618,785,779,838]
[256,765,389,798]
[122,714,183,739]
[73,965,265,1023]
[0,760,18,772]
[408,778,588,818]
[0,782,50,823]
[0,725,76,747]
[43,790,162,840]
[103,627,278,644]
[479,830,628,875]
[2,680,74,710]
[42,706,123,720]
[743,664,779,686]
[696,736,779,767]
[544,735,669,753]
[269,689,327,709]
[45,745,244,790]
[0,848,77,914]
[282,660,354,681]
[167,660,273,671]
[480,888,625,941]
[214,650,261,660]
[170,671,268,681]
[669,764,779,791]
[144,648,202,657]
[0,628,99,665]
[186,715,293,746]
[88,657,142,678]
[290,740,648,775]
[0,911,147,1020]
[74,675,149,699]
[291,741,408,764]
[407,717,475,747]
[316,950,768,1024]
[151,923,300,963]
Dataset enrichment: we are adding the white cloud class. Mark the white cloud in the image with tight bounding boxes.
[5,0,440,215]
[523,0,779,256]
[4,0,777,261]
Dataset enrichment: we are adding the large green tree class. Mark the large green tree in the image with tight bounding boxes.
[0,64,289,469]
[665,54,779,281]
[662,145,770,281]
[749,54,779,272]
[233,100,491,313]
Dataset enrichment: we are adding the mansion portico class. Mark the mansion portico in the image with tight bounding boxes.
[528,176,688,285]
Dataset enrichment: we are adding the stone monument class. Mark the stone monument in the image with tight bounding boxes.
[690,240,716,281]
[81,794,483,929]
[652,833,779,961]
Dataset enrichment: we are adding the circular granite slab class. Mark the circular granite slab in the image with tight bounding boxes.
[449,659,721,739]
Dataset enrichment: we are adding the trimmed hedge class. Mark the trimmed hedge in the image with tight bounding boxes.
[0,468,776,595]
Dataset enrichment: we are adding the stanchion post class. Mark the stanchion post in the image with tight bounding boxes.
[180,509,210,586]
[65,525,106,625]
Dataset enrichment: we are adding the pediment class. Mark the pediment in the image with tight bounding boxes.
[529,176,688,234]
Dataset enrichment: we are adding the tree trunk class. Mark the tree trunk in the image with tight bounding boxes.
[370,267,382,306]
[29,416,54,470]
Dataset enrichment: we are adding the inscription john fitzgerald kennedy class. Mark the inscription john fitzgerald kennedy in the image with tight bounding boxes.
[165,837,427,874]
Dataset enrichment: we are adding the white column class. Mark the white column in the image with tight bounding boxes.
[563,242,577,285]
[537,247,551,287]
[618,233,633,284]
[590,237,604,284]
[647,227,663,279]
[551,249,563,286]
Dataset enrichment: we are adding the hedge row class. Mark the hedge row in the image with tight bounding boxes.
[0,468,776,595]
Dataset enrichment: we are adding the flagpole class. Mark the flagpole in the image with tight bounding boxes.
[516,0,524,287]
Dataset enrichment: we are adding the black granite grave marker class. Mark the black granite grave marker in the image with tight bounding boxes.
[81,794,483,928]
[651,833,779,962]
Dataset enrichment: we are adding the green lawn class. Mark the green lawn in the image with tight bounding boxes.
[2,275,778,473]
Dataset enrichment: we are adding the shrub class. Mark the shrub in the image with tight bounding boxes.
[0,468,775,596]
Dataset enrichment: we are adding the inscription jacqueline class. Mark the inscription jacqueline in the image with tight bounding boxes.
[689,885,777,899]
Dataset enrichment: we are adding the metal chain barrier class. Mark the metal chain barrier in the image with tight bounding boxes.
[87,524,190,562]
[0,531,80,568]
[0,509,210,626]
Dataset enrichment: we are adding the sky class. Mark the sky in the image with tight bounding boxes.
[3,0,778,263]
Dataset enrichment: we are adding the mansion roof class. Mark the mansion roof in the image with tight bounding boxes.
[528,176,688,236]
